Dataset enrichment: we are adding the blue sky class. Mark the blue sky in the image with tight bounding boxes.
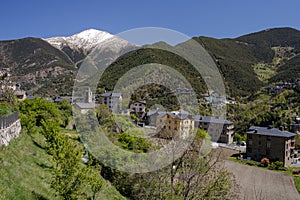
[1,0,300,40]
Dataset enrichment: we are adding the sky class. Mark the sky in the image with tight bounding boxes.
[1,0,300,40]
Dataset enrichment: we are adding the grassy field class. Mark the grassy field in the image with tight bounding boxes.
[0,132,56,199]
[0,131,126,200]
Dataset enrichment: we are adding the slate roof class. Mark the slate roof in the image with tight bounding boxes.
[131,100,146,105]
[147,110,166,116]
[194,115,233,125]
[26,95,35,100]
[247,126,296,138]
[157,111,191,120]
[101,92,122,98]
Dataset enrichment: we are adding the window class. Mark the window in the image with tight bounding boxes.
[266,142,271,148]
[259,141,261,145]
[169,126,171,130]
[248,140,253,145]
[248,134,252,139]
[248,148,252,153]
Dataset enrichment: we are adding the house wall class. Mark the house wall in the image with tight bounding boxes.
[246,134,295,167]
[102,96,121,113]
[129,102,146,119]
[148,114,158,126]
[157,114,180,138]
[196,121,234,144]
[156,114,194,139]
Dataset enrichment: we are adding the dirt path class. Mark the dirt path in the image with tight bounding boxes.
[224,160,300,200]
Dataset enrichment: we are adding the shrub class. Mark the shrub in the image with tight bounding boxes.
[245,160,259,167]
[268,161,285,170]
[260,157,270,167]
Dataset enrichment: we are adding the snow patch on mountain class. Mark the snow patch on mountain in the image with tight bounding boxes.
[44,29,115,53]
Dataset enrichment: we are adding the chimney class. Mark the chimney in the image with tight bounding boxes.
[279,126,284,131]
[268,125,273,129]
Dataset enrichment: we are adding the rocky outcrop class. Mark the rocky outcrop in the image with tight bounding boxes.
[0,112,21,146]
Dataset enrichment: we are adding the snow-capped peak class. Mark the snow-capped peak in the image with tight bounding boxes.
[44,29,114,53]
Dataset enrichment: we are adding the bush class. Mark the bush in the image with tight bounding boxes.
[245,160,259,167]
[268,161,285,170]
[260,157,270,167]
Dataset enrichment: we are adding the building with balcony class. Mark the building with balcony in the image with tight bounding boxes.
[194,116,234,144]
[156,111,194,139]
[100,92,122,113]
[246,126,296,167]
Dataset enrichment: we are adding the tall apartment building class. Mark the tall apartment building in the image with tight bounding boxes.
[100,92,122,113]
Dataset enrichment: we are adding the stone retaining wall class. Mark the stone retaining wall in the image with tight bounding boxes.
[0,112,21,146]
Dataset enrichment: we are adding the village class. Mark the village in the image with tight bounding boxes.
[71,88,299,168]
[2,63,300,170]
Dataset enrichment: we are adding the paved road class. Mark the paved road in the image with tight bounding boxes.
[218,143,246,152]
[225,160,300,200]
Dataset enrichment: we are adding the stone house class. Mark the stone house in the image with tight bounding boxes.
[146,110,166,126]
[129,100,147,119]
[246,126,296,167]
[156,111,194,139]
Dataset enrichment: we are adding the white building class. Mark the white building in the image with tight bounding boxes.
[74,87,95,114]
[100,92,122,113]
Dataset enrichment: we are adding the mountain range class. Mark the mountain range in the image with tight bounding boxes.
[1,27,300,97]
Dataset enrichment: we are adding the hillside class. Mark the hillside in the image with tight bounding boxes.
[98,27,300,97]
[1,28,300,97]
[0,37,76,96]
[193,36,264,96]
[237,28,300,84]
[0,132,126,200]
